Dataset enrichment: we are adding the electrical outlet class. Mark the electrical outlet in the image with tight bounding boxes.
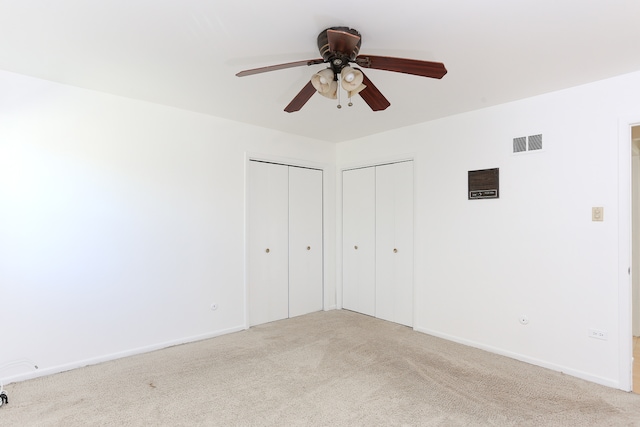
[592,207,604,222]
[588,328,608,340]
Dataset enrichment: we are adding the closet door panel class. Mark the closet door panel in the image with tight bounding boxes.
[342,167,376,316]
[248,161,289,326]
[288,167,323,318]
[375,161,414,327]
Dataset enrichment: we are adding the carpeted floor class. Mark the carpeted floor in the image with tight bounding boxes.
[3,310,640,426]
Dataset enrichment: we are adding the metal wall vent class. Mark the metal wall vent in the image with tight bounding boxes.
[513,134,543,153]
[528,134,542,150]
[513,137,527,153]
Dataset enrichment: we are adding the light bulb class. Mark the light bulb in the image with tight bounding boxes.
[319,76,327,84]
[344,73,355,82]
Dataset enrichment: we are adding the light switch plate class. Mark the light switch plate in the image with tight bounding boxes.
[592,207,604,222]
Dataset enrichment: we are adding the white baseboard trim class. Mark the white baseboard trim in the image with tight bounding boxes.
[414,326,619,390]
[325,305,337,311]
[8,322,618,391]
[3,325,245,386]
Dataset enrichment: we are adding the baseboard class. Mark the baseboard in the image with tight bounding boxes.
[8,322,618,391]
[325,305,337,311]
[414,326,619,390]
[3,325,245,386]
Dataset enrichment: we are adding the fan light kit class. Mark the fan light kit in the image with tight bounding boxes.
[236,27,447,112]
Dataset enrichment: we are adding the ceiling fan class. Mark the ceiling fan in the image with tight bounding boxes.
[236,26,447,113]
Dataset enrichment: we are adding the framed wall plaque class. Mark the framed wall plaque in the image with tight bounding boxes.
[468,168,499,199]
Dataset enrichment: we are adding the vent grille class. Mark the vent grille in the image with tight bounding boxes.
[513,134,543,153]
[528,134,542,151]
[513,137,527,153]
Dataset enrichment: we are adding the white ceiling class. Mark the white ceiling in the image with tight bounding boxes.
[2,0,640,143]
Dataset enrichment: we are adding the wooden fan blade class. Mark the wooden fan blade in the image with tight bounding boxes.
[284,81,316,113]
[327,29,361,55]
[359,71,390,111]
[355,55,447,79]
[236,58,324,77]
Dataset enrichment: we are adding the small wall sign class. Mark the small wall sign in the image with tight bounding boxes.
[468,168,499,200]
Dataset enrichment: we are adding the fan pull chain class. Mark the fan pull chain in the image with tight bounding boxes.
[336,72,354,108]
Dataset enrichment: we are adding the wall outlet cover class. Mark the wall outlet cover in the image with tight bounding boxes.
[592,207,604,221]
[588,328,608,340]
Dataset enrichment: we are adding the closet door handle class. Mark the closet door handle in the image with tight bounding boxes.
[354,245,358,250]
[393,248,398,253]
[307,246,311,251]
[265,248,270,253]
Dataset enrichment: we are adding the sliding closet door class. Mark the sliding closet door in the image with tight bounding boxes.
[342,167,376,316]
[248,161,289,326]
[288,167,323,318]
[375,161,414,327]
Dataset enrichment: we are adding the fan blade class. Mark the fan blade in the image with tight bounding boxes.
[355,55,447,79]
[359,71,390,111]
[327,29,361,55]
[236,58,324,77]
[284,81,316,113]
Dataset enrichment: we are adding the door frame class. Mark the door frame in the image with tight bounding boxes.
[618,115,640,391]
[244,152,334,329]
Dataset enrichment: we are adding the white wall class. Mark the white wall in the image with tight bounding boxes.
[337,70,640,389]
[5,65,640,390]
[0,70,336,383]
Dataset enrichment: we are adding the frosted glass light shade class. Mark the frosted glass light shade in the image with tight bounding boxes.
[340,66,365,97]
[311,69,338,99]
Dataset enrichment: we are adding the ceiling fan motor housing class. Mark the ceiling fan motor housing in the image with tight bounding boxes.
[317,27,361,76]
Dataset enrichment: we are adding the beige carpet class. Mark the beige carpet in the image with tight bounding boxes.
[3,310,640,426]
